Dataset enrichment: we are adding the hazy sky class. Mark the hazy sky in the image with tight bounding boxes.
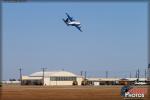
[2,2,148,80]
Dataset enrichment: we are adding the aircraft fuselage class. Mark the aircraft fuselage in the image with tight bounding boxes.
[68,21,81,26]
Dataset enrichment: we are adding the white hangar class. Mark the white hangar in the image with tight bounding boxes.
[22,70,83,86]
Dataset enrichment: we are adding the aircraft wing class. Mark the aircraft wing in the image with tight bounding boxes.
[66,13,74,21]
[75,26,82,32]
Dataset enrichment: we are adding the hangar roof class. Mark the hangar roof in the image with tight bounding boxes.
[30,70,77,77]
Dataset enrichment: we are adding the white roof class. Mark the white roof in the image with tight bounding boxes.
[22,76,42,80]
[1,81,20,84]
[30,70,77,77]
[126,78,147,81]
[87,78,147,81]
[87,78,120,81]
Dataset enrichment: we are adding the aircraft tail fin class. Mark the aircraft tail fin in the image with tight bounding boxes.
[62,18,69,26]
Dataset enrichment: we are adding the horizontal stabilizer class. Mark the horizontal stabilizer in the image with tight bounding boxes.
[62,19,69,26]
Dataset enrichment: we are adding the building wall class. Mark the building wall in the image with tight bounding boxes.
[44,77,50,85]
[44,77,83,86]
[49,81,74,85]
[22,77,83,86]
[93,82,99,86]
[76,77,83,85]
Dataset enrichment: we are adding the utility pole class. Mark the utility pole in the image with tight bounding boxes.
[137,68,140,78]
[135,70,138,78]
[84,71,87,79]
[19,68,22,85]
[145,69,147,78]
[148,64,150,81]
[106,71,108,78]
[137,68,140,82]
[130,72,132,78]
[41,68,47,86]
[80,70,83,76]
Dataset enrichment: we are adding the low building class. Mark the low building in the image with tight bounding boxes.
[22,70,83,86]
[1,80,20,84]
[87,77,148,85]
[87,78,120,85]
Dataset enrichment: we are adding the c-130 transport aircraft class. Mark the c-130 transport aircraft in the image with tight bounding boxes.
[63,13,82,32]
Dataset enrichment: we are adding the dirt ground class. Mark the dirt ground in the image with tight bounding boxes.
[0,85,149,100]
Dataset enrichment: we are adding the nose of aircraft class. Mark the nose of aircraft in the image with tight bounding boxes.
[77,21,81,25]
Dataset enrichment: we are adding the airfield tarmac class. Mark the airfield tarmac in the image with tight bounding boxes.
[0,85,149,100]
